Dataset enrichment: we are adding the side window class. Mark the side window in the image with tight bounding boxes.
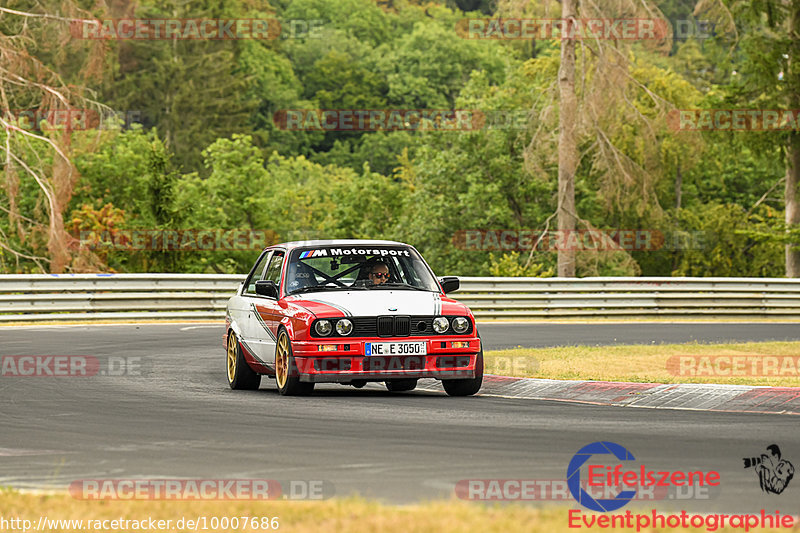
[264,251,285,287]
[244,252,271,295]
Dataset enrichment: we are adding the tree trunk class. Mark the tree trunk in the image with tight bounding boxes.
[787,0,800,277]
[675,162,682,210]
[557,0,578,277]
[786,133,800,277]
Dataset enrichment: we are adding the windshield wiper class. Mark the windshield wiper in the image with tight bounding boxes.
[374,282,431,292]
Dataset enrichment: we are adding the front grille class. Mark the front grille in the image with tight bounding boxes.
[377,316,394,336]
[395,316,410,336]
[352,317,377,336]
[376,316,411,337]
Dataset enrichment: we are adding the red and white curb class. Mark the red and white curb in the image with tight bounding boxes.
[418,376,800,415]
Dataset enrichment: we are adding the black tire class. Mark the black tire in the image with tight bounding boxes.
[275,329,315,396]
[385,378,418,392]
[442,346,483,397]
[227,330,261,390]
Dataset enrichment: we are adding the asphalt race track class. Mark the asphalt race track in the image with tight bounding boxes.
[1,323,799,513]
[478,322,800,349]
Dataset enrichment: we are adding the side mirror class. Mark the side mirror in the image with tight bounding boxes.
[439,276,460,294]
[255,280,279,298]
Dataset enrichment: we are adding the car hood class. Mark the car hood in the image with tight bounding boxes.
[287,290,467,317]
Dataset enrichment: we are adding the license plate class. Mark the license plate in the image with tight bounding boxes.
[365,342,427,356]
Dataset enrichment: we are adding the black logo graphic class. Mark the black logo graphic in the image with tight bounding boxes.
[743,444,794,494]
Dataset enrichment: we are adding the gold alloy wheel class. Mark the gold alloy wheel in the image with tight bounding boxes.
[275,333,290,388]
[226,332,237,383]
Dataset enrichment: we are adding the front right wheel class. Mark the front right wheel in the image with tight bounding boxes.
[275,329,315,396]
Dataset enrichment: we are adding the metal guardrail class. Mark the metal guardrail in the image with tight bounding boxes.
[0,274,242,322]
[1,274,800,321]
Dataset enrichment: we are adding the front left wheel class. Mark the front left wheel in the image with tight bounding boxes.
[227,330,261,390]
[442,348,483,397]
[275,330,314,396]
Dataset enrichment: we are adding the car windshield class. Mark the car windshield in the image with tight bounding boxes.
[285,245,440,295]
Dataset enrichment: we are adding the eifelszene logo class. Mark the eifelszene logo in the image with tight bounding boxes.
[743,444,794,495]
[567,441,721,512]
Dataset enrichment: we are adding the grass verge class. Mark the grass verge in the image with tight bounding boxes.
[484,341,800,386]
[0,491,797,532]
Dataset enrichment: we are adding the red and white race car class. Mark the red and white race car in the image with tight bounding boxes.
[225,240,483,396]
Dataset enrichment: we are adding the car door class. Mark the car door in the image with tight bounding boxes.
[243,249,285,365]
[234,250,272,361]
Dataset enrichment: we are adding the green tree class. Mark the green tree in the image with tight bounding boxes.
[699,0,800,275]
[102,0,259,172]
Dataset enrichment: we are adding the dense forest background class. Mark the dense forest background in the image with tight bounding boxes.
[0,0,796,277]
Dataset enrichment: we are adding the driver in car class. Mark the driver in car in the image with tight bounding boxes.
[368,262,390,285]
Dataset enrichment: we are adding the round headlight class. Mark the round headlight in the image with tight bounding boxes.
[453,316,469,334]
[315,320,332,336]
[336,318,353,336]
[432,316,449,333]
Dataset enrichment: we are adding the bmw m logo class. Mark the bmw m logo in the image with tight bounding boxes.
[299,249,328,258]
[388,307,397,311]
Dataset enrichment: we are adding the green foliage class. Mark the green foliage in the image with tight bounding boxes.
[487,252,553,277]
[1,0,795,278]
[671,204,783,276]
[309,131,420,176]
[238,40,316,157]
[281,0,392,46]
[101,2,258,172]
[373,21,509,108]
[69,127,184,271]
[170,135,400,271]
[72,127,174,227]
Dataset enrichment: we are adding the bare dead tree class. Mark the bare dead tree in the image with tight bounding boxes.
[0,3,108,272]
[558,0,578,276]
[500,0,704,277]
[787,0,800,277]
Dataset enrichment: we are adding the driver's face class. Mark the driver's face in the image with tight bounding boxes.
[369,265,390,285]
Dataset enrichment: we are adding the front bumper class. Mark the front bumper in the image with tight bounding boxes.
[291,336,480,383]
